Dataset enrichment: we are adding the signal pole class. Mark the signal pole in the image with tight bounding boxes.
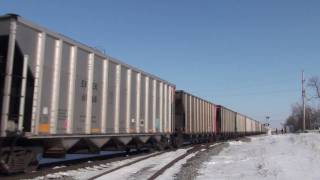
[302,70,306,132]
[265,116,270,126]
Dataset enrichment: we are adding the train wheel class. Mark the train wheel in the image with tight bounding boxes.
[24,151,39,173]
[0,146,37,174]
[172,134,184,148]
[154,142,165,151]
[125,147,131,154]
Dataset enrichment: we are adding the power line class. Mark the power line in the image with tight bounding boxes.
[194,77,300,92]
[211,89,299,97]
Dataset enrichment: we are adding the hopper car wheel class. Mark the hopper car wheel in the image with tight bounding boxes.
[148,146,156,153]
[24,150,39,173]
[0,146,38,174]
[149,141,159,152]
[209,136,214,143]
[135,145,142,153]
[154,142,165,151]
[172,136,183,148]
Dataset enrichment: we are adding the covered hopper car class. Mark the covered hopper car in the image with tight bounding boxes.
[174,90,216,146]
[216,107,266,138]
[0,14,175,173]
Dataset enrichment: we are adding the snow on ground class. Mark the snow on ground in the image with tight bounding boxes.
[197,133,320,180]
[155,152,198,180]
[158,142,227,180]
[96,148,189,180]
[30,153,158,180]
[30,134,320,180]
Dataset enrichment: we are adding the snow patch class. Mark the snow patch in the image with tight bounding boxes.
[29,153,158,180]
[156,152,198,180]
[52,165,66,169]
[228,141,243,145]
[197,133,320,180]
[96,149,188,180]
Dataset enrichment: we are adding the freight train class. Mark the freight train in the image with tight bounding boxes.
[0,14,267,174]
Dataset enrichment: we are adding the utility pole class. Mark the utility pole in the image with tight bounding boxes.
[302,70,306,132]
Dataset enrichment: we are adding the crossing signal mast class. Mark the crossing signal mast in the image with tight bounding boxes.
[302,70,306,132]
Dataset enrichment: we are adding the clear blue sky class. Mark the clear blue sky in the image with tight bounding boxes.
[1,0,320,128]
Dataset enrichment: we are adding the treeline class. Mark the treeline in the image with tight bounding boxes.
[285,76,320,132]
[285,103,320,132]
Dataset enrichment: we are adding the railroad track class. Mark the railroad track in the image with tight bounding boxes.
[148,144,208,180]
[88,151,167,180]
[91,142,224,180]
[0,137,243,180]
[0,145,196,180]
[0,149,153,180]
[148,143,223,180]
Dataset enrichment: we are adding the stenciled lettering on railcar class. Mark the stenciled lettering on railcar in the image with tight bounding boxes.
[80,79,99,103]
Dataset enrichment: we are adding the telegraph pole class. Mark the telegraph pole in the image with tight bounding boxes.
[302,70,306,132]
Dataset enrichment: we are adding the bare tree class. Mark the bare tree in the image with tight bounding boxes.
[285,103,317,131]
[308,76,320,99]
[286,76,320,131]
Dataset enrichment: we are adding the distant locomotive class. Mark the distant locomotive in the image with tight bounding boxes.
[0,14,266,174]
